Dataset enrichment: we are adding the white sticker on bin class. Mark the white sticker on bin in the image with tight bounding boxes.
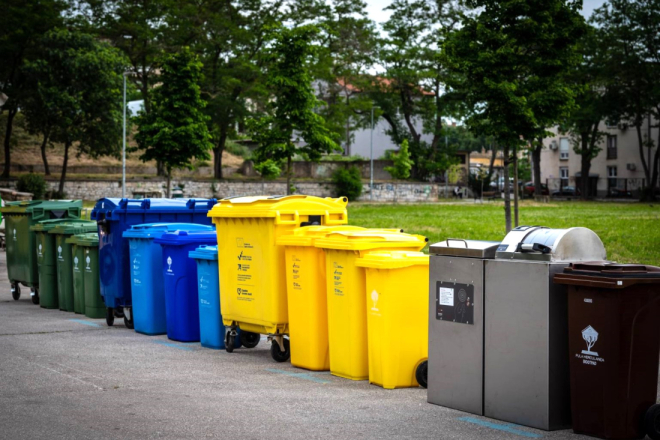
[439,287,454,306]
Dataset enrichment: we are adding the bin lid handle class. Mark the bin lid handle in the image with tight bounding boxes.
[446,238,468,248]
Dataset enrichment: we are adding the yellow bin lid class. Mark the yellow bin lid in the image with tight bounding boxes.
[277,226,405,247]
[314,230,427,251]
[208,195,348,226]
[356,251,430,269]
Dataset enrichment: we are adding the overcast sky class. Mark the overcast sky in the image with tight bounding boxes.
[363,0,608,26]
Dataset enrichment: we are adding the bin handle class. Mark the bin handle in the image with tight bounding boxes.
[186,198,218,209]
[119,198,146,209]
[446,238,468,248]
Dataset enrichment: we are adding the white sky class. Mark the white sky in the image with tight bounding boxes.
[363,0,608,27]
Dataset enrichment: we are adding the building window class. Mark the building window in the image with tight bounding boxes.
[560,167,569,187]
[559,138,569,160]
[607,135,617,160]
[608,166,618,188]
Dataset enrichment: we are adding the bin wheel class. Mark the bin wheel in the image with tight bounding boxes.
[123,307,134,330]
[11,282,20,301]
[225,332,235,353]
[270,338,290,363]
[415,360,428,389]
[241,331,260,349]
[106,307,115,326]
[31,287,40,305]
[114,306,124,318]
[644,404,660,440]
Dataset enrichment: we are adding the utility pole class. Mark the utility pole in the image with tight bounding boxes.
[122,72,127,198]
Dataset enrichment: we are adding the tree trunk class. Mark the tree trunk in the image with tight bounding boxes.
[157,161,165,177]
[166,170,172,198]
[2,108,17,178]
[636,125,651,183]
[580,148,592,201]
[487,145,497,179]
[513,146,519,227]
[532,139,543,197]
[40,131,51,176]
[502,144,512,232]
[214,125,229,180]
[286,156,292,195]
[58,141,70,195]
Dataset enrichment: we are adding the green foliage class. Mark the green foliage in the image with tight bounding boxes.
[16,173,47,199]
[225,141,252,159]
[467,169,492,198]
[385,139,413,180]
[23,29,128,193]
[254,159,282,180]
[135,47,213,178]
[248,25,341,193]
[332,166,363,201]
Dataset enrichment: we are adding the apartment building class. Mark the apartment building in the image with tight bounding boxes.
[540,119,657,197]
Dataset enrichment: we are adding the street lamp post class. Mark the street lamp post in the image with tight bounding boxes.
[370,106,378,201]
[122,72,128,198]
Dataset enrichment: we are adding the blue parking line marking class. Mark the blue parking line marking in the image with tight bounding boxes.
[69,319,101,328]
[153,340,195,351]
[458,417,543,438]
[266,369,332,384]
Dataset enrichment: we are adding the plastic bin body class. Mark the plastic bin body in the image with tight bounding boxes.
[124,223,214,336]
[189,245,242,350]
[1,200,82,288]
[31,219,87,309]
[71,242,86,314]
[50,222,97,312]
[80,235,104,319]
[208,195,349,336]
[155,230,217,342]
[91,198,217,309]
[356,251,429,389]
[554,263,660,440]
[314,231,427,380]
[277,226,369,371]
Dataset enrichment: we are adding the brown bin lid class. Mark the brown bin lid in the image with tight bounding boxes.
[554,262,660,289]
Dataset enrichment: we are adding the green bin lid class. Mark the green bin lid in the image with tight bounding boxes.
[48,220,97,236]
[0,200,82,218]
[31,218,91,232]
[66,233,99,246]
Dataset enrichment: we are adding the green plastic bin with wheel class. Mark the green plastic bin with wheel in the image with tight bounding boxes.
[49,221,97,312]
[30,219,91,309]
[66,233,104,319]
[0,200,82,304]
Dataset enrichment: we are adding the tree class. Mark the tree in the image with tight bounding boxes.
[385,139,414,179]
[559,26,612,199]
[0,0,66,177]
[444,0,585,231]
[25,29,128,194]
[593,0,660,199]
[135,48,213,197]
[247,25,341,194]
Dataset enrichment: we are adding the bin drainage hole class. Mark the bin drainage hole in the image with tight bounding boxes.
[458,417,543,438]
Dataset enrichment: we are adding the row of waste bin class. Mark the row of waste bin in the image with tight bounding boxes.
[2,196,660,440]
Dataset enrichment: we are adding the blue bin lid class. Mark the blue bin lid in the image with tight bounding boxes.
[188,245,218,261]
[123,223,214,239]
[154,230,218,247]
[91,198,218,221]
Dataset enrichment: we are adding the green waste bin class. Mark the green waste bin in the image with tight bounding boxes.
[66,233,104,319]
[30,219,90,309]
[49,221,97,312]
[0,200,82,303]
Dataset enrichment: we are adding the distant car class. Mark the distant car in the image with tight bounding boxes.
[523,182,549,196]
[608,188,633,198]
[552,186,580,197]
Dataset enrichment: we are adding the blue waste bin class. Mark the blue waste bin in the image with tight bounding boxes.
[155,230,218,342]
[124,223,215,335]
[189,245,242,350]
[91,198,217,327]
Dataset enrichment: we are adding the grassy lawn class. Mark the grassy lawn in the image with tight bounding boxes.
[347,201,660,266]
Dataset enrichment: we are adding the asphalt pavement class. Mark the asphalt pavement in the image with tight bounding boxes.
[0,251,654,440]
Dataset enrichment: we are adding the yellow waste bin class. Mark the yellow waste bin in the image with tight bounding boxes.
[277,226,403,371]
[208,195,349,362]
[314,231,427,380]
[356,251,429,389]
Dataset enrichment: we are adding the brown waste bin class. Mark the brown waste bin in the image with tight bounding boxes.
[554,262,660,440]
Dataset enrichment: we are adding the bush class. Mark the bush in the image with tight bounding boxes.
[16,173,47,199]
[385,139,413,180]
[332,166,363,201]
[225,141,252,159]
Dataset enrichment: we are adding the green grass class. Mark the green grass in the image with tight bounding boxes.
[347,201,660,266]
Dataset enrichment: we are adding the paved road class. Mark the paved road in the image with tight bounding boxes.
[0,252,652,440]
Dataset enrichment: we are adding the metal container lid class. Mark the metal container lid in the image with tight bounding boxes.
[430,239,500,259]
[496,226,606,262]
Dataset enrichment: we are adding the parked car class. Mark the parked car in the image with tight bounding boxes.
[523,182,549,196]
[608,188,633,198]
[552,186,580,197]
